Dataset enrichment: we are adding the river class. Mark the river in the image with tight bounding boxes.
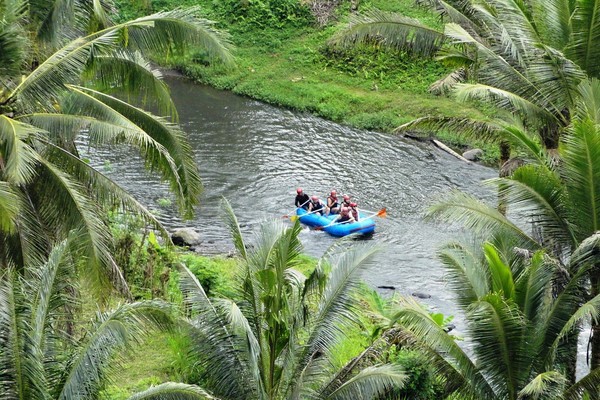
[95,76,497,321]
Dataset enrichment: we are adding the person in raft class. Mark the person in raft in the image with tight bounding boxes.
[295,188,310,210]
[349,202,359,221]
[341,194,351,209]
[335,206,356,224]
[327,190,339,214]
[308,195,326,215]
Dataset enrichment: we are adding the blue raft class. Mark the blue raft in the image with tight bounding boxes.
[295,208,375,237]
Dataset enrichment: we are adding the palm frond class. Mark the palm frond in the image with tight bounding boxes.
[391,296,495,398]
[220,197,247,259]
[453,83,557,125]
[328,10,444,57]
[426,190,539,248]
[124,7,234,65]
[562,118,600,239]
[33,158,125,292]
[0,182,20,233]
[574,77,600,123]
[326,365,407,400]
[289,243,381,393]
[569,0,600,77]
[395,115,504,143]
[563,367,600,400]
[517,371,568,400]
[58,300,173,399]
[491,166,577,247]
[65,85,201,218]
[85,51,177,119]
[467,294,527,399]
[429,68,468,95]
[438,240,489,308]
[178,265,256,399]
[10,8,234,111]
[127,382,219,400]
[21,135,168,239]
[0,0,28,77]
[533,0,574,50]
[0,116,41,184]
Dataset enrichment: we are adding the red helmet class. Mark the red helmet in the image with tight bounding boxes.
[296,188,303,194]
[350,202,357,207]
[311,195,318,201]
[330,190,337,196]
[343,195,350,200]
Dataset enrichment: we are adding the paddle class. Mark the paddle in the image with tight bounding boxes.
[290,205,325,222]
[316,208,386,230]
[282,199,309,218]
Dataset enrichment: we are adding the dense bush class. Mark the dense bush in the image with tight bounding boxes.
[386,349,445,399]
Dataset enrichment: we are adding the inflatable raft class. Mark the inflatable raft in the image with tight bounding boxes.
[295,208,375,237]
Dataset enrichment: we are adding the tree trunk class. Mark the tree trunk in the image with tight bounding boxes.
[497,141,511,215]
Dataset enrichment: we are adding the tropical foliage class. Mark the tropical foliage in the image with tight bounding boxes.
[0,0,233,289]
[0,237,173,399]
[331,0,600,161]
[132,200,406,399]
[391,235,600,399]
[426,79,600,372]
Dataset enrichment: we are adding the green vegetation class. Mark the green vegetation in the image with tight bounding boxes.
[116,0,495,160]
[3,0,600,399]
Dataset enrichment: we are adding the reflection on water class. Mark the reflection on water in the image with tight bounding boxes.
[89,76,497,322]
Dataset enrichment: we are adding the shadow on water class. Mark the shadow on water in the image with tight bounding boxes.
[85,76,499,328]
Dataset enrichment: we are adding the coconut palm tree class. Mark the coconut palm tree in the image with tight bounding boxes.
[132,200,406,400]
[390,234,600,399]
[330,0,600,162]
[426,78,600,369]
[0,237,174,399]
[0,0,233,288]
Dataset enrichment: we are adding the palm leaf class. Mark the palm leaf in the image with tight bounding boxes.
[563,367,600,400]
[517,371,568,400]
[0,182,19,233]
[562,118,600,240]
[574,77,600,123]
[326,365,407,400]
[426,190,540,248]
[84,51,178,119]
[0,116,42,184]
[395,115,504,143]
[491,166,577,248]
[65,85,201,218]
[569,0,600,77]
[128,382,219,400]
[533,0,574,50]
[220,197,247,259]
[58,300,173,400]
[328,10,445,58]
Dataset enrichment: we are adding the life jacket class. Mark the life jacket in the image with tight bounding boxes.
[341,200,351,208]
[311,199,324,211]
[327,195,338,208]
[350,207,359,220]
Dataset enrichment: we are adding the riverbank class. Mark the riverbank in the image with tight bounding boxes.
[116,0,499,164]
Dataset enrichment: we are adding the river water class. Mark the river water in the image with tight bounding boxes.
[97,76,497,320]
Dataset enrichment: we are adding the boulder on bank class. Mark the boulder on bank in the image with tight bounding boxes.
[171,228,202,247]
[462,148,483,161]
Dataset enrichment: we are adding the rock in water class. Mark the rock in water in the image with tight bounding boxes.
[171,228,202,247]
[462,148,483,161]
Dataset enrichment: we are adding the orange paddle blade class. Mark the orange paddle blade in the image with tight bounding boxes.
[377,208,387,218]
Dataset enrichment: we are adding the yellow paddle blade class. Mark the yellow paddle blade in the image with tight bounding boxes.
[290,215,300,222]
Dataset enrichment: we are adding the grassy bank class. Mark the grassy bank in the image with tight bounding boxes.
[116,0,499,164]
